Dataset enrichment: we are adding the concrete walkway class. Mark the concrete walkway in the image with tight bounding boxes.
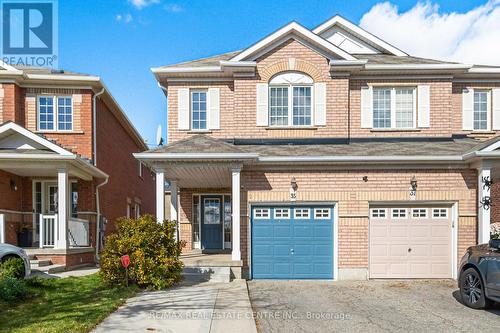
[92,280,257,333]
[31,266,99,279]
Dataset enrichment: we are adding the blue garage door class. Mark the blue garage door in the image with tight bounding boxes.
[251,205,334,279]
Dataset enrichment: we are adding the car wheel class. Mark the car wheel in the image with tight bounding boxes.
[460,268,491,309]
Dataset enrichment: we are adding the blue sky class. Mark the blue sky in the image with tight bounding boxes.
[56,0,496,146]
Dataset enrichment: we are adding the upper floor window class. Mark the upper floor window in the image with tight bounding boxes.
[191,90,207,130]
[269,72,313,127]
[473,90,489,131]
[38,96,73,131]
[373,87,415,129]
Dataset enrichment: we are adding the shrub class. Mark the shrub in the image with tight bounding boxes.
[0,257,25,279]
[100,215,185,290]
[0,276,28,302]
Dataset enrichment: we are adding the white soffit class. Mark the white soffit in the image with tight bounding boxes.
[313,15,408,57]
[230,21,356,62]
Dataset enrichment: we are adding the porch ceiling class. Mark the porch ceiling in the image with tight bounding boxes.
[0,159,103,181]
[163,163,233,188]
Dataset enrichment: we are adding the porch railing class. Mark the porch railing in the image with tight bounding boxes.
[69,218,90,247]
[39,214,57,248]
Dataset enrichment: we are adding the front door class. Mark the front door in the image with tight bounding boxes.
[201,196,223,250]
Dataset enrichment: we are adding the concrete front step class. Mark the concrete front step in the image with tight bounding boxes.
[31,264,66,274]
[182,266,231,283]
[30,259,52,267]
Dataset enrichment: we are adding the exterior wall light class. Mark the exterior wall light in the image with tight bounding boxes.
[291,177,298,192]
[10,179,17,191]
[410,176,417,191]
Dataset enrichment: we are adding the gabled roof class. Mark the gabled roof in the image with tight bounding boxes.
[313,15,408,57]
[230,21,356,62]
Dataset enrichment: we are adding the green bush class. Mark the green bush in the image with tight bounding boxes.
[0,257,25,279]
[0,276,28,302]
[100,215,185,290]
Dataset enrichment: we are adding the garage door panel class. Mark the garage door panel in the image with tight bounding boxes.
[252,205,334,279]
[370,205,452,279]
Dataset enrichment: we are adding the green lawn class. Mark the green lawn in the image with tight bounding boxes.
[0,274,138,333]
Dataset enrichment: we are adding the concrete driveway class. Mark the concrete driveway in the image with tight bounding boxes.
[248,280,500,333]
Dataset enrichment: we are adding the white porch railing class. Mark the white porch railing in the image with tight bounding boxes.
[0,214,5,243]
[69,218,90,247]
[39,214,57,248]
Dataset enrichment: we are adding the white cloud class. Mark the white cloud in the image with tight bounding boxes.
[359,0,500,65]
[116,13,133,23]
[128,0,160,10]
[164,3,183,13]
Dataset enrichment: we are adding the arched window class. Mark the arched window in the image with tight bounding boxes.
[269,72,313,126]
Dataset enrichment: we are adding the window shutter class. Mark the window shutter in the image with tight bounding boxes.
[177,88,190,130]
[492,89,500,130]
[207,88,220,130]
[360,85,373,128]
[462,88,474,131]
[417,85,430,128]
[314,83,326,126]
[256,83,269,126]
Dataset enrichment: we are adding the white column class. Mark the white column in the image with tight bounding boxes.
[231,167,241,261]
[477,166,491,244]
[155,169,165,224]
[0,214,5,243]
[170,180,179,241]
[55,168,69,249]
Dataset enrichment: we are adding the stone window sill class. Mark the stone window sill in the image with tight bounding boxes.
[35,130,85,134]
[265,127,318,130]
[370,128,421,132]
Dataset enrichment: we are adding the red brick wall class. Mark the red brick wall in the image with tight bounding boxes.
[95,98,155,235]
[176,168,478,270]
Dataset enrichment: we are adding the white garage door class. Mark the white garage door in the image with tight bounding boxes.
[369,206,452,279]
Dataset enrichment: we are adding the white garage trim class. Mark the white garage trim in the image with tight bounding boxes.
[248,201,338,281]
[369,201,458,279]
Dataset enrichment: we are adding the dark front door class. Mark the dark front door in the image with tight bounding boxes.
[201,196,223,250]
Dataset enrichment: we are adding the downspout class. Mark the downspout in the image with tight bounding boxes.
[92,88,105,261]
[95,176,108,261]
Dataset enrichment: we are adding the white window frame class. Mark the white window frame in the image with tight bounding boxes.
[37,95,74,132]
[253,208,270,219]
[411,208,427,218]
[274,208,290,219]
[391,208,407,219]
[314,208,331,219]
[138,161,143,178]
[473,89,491,131]
[268,73,314,127]
[372,87,416,130]
[134,203,141,219]
[190,89,208,131]
[432,208,448,219]
[294,208,310,219]
[371,208,387,218]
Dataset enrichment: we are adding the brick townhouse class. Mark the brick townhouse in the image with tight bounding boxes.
[0,63,154,268]
[136,15,500,280]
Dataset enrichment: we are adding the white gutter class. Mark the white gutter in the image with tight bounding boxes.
[0,153,75,160]
[24,73,101,81]
[92,88,105,166]
[467,67,500,73]
[219,60,257,67]
[151,66,223,74]
[363,64,472,71]
[134,152,259,160]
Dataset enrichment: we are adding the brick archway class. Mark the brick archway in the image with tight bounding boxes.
[259,58,323,82]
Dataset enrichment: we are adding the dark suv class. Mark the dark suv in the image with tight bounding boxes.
[459,239,500,309]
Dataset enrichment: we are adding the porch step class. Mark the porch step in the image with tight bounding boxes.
[182,266,231,283]
[31,263,66,274]
[30,259,52,267]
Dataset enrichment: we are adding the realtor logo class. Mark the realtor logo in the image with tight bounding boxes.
[1,0,58,67]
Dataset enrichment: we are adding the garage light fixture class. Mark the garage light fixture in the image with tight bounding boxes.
[10,179,17,191]
[410,176,417,191]
[291,177,298,191]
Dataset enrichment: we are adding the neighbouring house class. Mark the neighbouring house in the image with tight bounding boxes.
[0,63,154,268]
[135,15,500,280]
